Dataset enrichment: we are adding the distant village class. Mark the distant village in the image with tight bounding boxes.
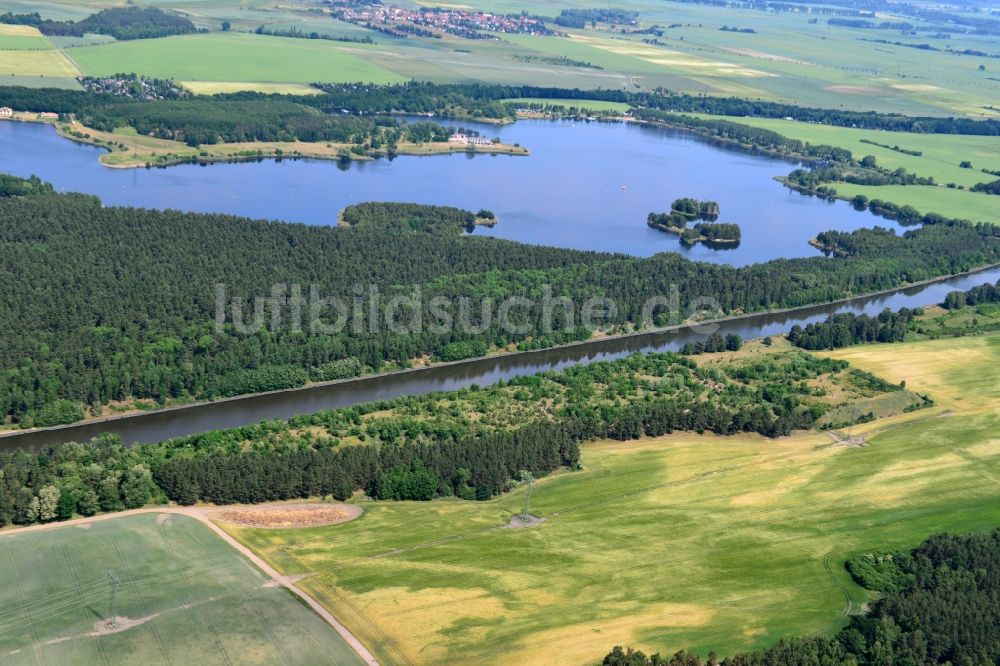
[77,75,187,100]
[329,3,557,40]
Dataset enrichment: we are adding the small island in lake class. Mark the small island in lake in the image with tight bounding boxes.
[647,198,740,248]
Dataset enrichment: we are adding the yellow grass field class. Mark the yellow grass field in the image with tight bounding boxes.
[823,335,1000,415]
[0,49,80,77]
[181,81,325,96]
[229,334,1000,664]
[0,24,43,36]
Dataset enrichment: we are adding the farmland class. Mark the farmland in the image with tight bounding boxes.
[0,0,997,114]
[69,32,406,86]
[683,113,1000,222]
[0,512,366,665]
[0,24,49,49]
[229,334,1000,665]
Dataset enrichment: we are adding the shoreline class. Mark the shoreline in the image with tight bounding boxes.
[3,260,997,443]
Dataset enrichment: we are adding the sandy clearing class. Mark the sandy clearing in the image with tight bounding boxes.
[892,83,941,92]
[214,502,363,528]
[824,85,882,95]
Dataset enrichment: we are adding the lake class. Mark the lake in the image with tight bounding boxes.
[0,117,901,265]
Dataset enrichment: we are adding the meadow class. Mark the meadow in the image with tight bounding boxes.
[0,513,365,665]
[229,334,1000,665]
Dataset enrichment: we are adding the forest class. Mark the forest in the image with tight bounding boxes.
[4,82,1000,139]
[1,184,997,426]
[603,528,1000,665]
[77,99,446,147]
[0,7,196,40]
[787,308,917,350]
[0,349,911,526]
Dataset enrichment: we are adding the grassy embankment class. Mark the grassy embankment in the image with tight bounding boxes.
[227,334,1000,665]
[0,513,365,665]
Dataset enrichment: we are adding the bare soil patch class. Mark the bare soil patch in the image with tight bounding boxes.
[214,503,362,528]
[827,431,867,448]
[505,514,547,529]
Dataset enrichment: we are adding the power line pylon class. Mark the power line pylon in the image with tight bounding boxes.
[106,571,121,629]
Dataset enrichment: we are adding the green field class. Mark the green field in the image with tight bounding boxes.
[688,114,1000,188]
[0,513,365,665]
[70,32,407,85]
[230,335,1000,665]
[0,34,50,49]
[832,182,999,223]
[679,113,1000,221]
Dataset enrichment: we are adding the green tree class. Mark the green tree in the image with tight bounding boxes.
[56,489,77,520]
[77,489,99,517]
[121,465,155,509]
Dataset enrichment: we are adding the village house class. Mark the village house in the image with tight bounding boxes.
[0,107,12,118]
[449,133,493,146]
[39,112,59,119]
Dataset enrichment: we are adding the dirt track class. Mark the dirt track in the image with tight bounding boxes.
[0,504,379,666]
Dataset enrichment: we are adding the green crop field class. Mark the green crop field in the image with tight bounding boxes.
[831,182,999,223]
[0,34,48,48]
[0,513,365,665]
[70,32,407,85]
[687,114,1000,188]
[230,335,1000,665]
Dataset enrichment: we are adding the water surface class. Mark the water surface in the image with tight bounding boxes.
[0,118,900,265]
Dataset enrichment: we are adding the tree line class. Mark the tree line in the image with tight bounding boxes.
[4,82,1000,138]
[78,98,446,147]
[942,278,1000,310]
[0,7,196,40]
[787,308,917,350]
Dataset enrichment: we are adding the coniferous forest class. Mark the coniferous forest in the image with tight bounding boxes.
[1,181,998,426]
